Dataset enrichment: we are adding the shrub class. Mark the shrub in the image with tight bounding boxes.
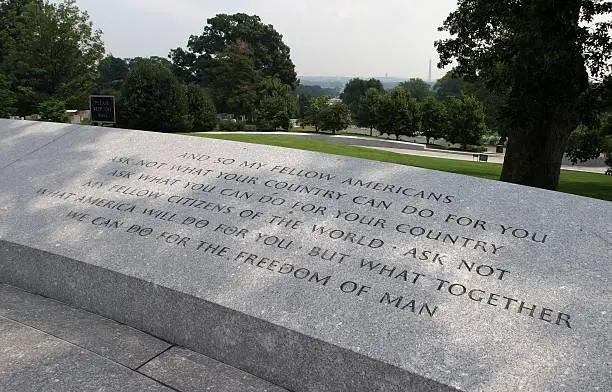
[118,59,187,132]
[38,99,68,123]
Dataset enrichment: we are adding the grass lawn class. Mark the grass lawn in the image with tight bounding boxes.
[185,133,612,202]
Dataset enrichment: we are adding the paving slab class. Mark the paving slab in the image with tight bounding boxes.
[0,120,610,392]
[139,346,289,392]
[0,316,173,392]
[0,283,171,369]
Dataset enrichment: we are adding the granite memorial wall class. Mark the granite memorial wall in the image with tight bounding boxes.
[0,119,610,391]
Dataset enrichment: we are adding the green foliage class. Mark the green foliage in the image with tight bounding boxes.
[420,96,447,144]
[297,93,312,120]
[128,56,173,72]
[37,99,68,123]
[434,71,506,136]
[397,78,432,102]
[0,0,105,114]
[255,77,293,130]
[376,89,421,140]
[436,0,612,189]
[119,59,187,132]
[566,115,612,167]
[319,102,351,134]
[444,95,487,149]
[340,78,384,115]
[0,73,16,118]
[185,84,217,131]
[355,88,383,135]
[170,13,297,88]
[209,44,261,118]
[218,119,238,131]
[434,72,471,101]
[97,55,129,95]
[304,96,330,132]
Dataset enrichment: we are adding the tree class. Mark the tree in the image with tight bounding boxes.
[128,56,174,72]
[340,78,384,115]
[209,43,261,119]
[97,55,129,94]
[320,102,351,134]
[0,0,104,114]
[38,99,68,123]
[119,59,187,132]
[185,84,217,131]
[304,96,330,132]
[356,88,383,136]
[434,72,471,101]
[397,78,432,102]
[444,95,487,150]
[436,0,612,189]
[434,71,506,137]
[376,89,421,140]
[420,96,447,145]
[297,93,312,121]
[566,114,612,167]
[170,13,297,88]
[0,73,16,118]
[255,77,294,130]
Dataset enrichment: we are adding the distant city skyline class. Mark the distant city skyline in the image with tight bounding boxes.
[70,0,459,80]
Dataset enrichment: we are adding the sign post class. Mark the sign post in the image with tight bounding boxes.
[89,95,116,125]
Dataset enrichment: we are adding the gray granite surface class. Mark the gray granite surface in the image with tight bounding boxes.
[0,283,171,369]
[0,119,79,168]
[0,120,611,391]
[0,316,173,392]
[139,346,289,392]
[0,283,289,392]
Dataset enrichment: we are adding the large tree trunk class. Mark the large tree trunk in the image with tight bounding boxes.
[500,106,577,190]
[498,1,588,191]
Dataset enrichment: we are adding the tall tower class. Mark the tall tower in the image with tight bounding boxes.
[428,59,432,83]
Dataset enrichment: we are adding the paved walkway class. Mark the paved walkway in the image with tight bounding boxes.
[0,284,288,392]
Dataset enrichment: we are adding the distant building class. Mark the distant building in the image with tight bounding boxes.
[65,109,90,124]
[328,98,342,105]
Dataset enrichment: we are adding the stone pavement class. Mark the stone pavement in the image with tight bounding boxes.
[0,284,289,392]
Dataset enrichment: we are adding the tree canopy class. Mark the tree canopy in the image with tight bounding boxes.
[0,0,104,114]
[119,59,187,132]
[566,114,612,166]
[340,78,384,116]
[436,0,612,189]
[97,55,129,95]
[445,95,487,149]
[255,76,295,130]
[320,102,351,134]
[170,13,297,88]
[208,43,261,118]
[184,84,217,132]
[376,88,421,140]
[356,87,384,136]
[304,96,330,132]
[420,96,448,145]
[397,78,432,102]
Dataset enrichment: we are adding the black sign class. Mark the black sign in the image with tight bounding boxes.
[90,95,116,123]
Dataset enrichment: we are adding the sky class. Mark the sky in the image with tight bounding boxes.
[72,0,459,80]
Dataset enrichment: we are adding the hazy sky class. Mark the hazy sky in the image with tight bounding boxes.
[73,0,459,80]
